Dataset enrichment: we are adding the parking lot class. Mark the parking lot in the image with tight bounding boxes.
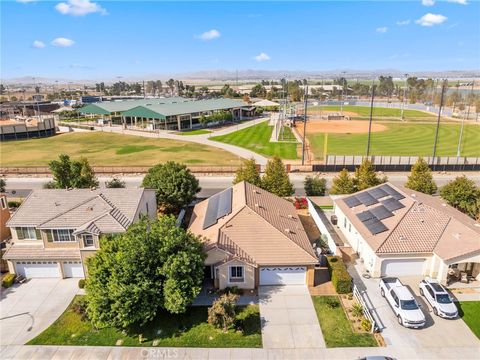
[350,263,480,350]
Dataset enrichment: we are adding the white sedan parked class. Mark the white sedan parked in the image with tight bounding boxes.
[419,278,458,319]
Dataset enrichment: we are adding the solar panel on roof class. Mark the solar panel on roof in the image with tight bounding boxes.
[370,205,394,220]
[380,184,405,200]
[357,210,375,222]
[368,187,389,200]
[356,192,378,206]
[381,198,405,212]
[344,196,361,208]
[363,217,389,235]
[202,187,233,229]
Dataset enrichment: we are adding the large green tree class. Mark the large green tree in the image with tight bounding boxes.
[440,176,480,219]
[233,158,261,186]
[304,175,327,196]
[0,178,5,193]
[142,162,200,212]
[330,169,356,195]
[354,159,387,191]
[405,158,437,195]
[86,216,206,329]
[261,156,294,197]
[48,154,98,189]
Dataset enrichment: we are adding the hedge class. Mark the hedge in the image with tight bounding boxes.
[326,256,352,294]
[2,273,15,288]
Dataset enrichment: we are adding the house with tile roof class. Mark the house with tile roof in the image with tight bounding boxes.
[4,188,156,278]
[333,182,480,285]
[188,181,318,289]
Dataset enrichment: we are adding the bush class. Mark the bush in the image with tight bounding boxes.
[78,279,85,289]
[208,293,239,331]
[71,297,88,320]
[222,286,244,296]
[2,273,15,288]
[326,256,353,294]
[361,318,372,332]
[293,197,308,209]
[325,297,340,309]
[351,303,363,317]
[304,175,327,196]
[7,201,21,208]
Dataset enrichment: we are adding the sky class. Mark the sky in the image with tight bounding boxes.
[2,0,479,80]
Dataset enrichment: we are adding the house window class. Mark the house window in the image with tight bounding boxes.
[83,234,94,247]
[0,197,6,209]
[52,229,75,242]
[349,223,352,233]
[344,217,347,228]
[229,266,244,283]
[17,227,39,240]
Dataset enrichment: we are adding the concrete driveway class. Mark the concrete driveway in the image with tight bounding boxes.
[259,285,325,349]
[0,278,79,346]
[350,264,480,350]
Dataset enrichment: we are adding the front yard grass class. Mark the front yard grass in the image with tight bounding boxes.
[28,296,262,348]
[312,296,377,348]
[456,301,480,339]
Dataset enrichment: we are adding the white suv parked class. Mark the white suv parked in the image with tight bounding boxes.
[419,278,458,319]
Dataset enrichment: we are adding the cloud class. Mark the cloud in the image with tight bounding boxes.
[17,0,36,3]
[32,40,45,48]
[421,0,435,6]
[396,19,410,26]
[196,29,221,41]
[416,13,447,26]
[447,0,468,4]
[254,52,270,62]
[376,27,388,33]
[55,0,107,16]
[51,37,75,47]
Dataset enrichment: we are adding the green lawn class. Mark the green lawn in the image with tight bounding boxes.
[176,129,212,136]
[210,122,298,159]
[0,132,241,166]
[456,301,480,339]
[308,123,480,160]
[312,296,377,348]
[28,296,262,348]
[309,105,436,121]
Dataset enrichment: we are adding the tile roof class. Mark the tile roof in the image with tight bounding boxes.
[188,181,318,266]
[3,245,81,260]
[334,183,480,261]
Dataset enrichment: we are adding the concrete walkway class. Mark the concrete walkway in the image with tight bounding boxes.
[93,117,270,165]
[259,285,326,349]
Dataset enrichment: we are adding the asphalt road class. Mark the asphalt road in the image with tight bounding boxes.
[4,172,480,198]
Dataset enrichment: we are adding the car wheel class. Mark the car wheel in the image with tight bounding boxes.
[397,315,403,326]
[420,288,424,296]
[433,307,438,316]
[381,289,385,297]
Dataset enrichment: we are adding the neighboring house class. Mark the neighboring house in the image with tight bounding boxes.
[333,183,480,285]
[4,189,156,279]
[1,194,11,242]
[188,181,318,289]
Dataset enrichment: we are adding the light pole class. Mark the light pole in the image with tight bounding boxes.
[366,79,375,157]
[400,73,408,121]
[432,80,447,162]
[456,80,475,157]
[340,71,346,115]
[301,86,308,165]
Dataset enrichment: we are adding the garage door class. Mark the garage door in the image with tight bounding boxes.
[15,261,60,278]
[63,261,85,278]
[381,259,426,277]
[259,267,306,285]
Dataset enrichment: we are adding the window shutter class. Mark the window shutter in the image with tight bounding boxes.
[46,230,53,242]
[35,229,42,240]
[17,228,25,240]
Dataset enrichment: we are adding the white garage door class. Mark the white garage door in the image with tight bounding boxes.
[16,261,60,278]
[63,261,85,278]
[259,267,306,285]
[381,259,426,277]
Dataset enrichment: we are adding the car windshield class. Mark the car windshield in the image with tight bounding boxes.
[436,294,452,304]
[401,300,419,310]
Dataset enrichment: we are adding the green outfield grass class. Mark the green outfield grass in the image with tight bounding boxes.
[211,122,299,159]
[1,132,241,166]
[308,105,436,121]
[307,123,480,160]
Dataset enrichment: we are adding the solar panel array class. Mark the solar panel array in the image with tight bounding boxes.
[356,210,374,222]
[370,205,394,220]
[202,187,233,229]
[356,192,378,206]
[368,187,389,200]
[381,197,405,212]
[379,184,405,200]
[344,195,361,208]
[363,217,389,235]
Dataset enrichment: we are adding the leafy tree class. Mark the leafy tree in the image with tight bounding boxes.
[330,169,356,195]
[86,216,206,328]
[354,159,387,191]
[233,158,261,186]
[261,156,294,197]
[0,178,5,193]
[440,176,480,219]
[304,175,327,196]
[207,293,239,332]
[142,162,200,212]
[405,158,437,195]
[48,154,98,189]
[105,177,126,188]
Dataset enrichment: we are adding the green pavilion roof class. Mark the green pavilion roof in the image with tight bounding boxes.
[79,97,188,115]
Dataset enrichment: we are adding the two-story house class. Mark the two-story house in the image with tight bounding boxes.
[4,188,157,278]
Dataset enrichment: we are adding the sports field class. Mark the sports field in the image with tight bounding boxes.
[1,132,241,166]
[210,121,298,159]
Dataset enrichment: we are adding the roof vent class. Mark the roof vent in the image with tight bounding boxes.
[87,206,94,211]
[284,228,291,234]
[399,235,407,241]
[453,233,461,240]
[254,203,259,208]
[420,219,425,223]
[90,186,97,191]
[288,214,294,219]
[54,202,60,206]
[411,194,416,198]
[475,223,480,228]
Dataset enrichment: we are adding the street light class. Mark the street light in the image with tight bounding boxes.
[400,73,408,121]
[340,71,346,115]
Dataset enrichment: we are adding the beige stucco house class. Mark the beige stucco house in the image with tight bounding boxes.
[188,181,318,289]
[4,188,156,278]
[333,183,480,285]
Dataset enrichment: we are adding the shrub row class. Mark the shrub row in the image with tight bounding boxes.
[326,256,352,294]
[2,273,15,288]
